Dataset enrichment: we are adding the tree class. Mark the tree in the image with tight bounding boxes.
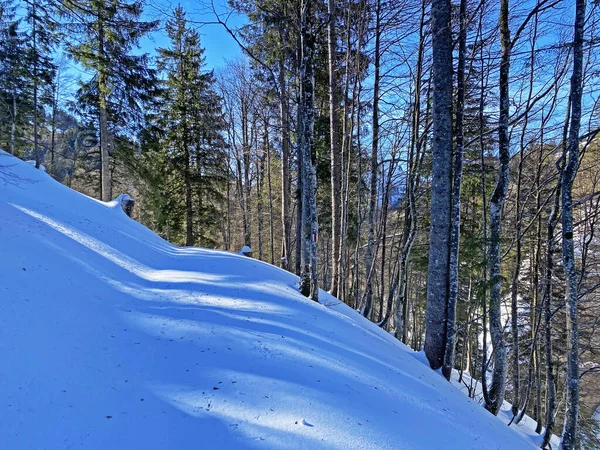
[25,0,57,169]
[485,0,510,416]
[443,0,467,381]
[424,0,453,371]
[0,0,28,157]
[64,0,158,201]
[328,0,341,297]
[298,0,319,301]
[561,1,586,447]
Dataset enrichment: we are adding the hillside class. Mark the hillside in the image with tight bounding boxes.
[0,151,541,449]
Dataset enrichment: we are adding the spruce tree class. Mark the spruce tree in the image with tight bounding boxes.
[0,0,28,156]
[139,7,227,246]
[25,0,57,168]
[63,0,158,201]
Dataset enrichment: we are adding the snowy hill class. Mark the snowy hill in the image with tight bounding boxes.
[0,151,539,449]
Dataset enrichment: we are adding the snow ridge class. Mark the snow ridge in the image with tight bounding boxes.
[1,152,538,449]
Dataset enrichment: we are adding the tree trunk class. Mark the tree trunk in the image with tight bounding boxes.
[98,7,111,202]
[265,117,275,265]
[32,0,40,169]
[298,0,319,301]
[50,66,59,178]
[364,0,381,319]
[242,99,252,248]
[486,0,511,416]
[363,0,381,318]
[424,0,453,370]
[257,151,265,261]
[443,0,466,381]
[278,37,291,271]
[478,2,491,405]
[327,0,341,297]
[10,92,16,155]
[561,1,585,447]
[542,150,562,449]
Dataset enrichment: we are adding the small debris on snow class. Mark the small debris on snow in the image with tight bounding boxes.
[301,419,314,427]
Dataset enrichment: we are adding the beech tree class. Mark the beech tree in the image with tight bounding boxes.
[424,0,453,371]
[561,0,586,447]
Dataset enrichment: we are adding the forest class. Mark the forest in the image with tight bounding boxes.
[1,0,599,448]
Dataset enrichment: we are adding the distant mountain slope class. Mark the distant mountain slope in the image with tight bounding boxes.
[0,151,537,449]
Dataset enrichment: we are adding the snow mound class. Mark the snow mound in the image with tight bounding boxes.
[0,151,538,449]
[25,159,47,172]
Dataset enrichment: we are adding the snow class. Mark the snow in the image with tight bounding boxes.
[25,160,47,172]
[0,151,540,449]
[451,371,561,449]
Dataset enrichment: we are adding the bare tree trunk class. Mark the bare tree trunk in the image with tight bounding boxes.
[478,2,491,406]
[98,7,111,202]
[298,0,319,301]
[509,126,524,419]
[265,117,275,265]
[443,0,466,381]
[561,2,585,447]
[278,33,291,271]
[542,145,563,449]
[327,0,341,297]
[337,6,351,303]
[50,65,60,178]
[10,92,16,155]
[257,150,265,261]
[32,0,40,169]
[424,0,453,370]
[242,99,252,248]
[364,0,381,319]
[295,89,303,277]
[486,0,511,416]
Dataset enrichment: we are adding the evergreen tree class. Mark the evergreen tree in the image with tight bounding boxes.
[0,0,29,156]
[138,7,228,246]
[63,0,158,201]
[25,0,58,168]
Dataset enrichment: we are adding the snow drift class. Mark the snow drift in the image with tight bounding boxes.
[0,151,539,449]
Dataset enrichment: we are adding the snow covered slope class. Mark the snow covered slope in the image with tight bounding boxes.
[1,152,537,449]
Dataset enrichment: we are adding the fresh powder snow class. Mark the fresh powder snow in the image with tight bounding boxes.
[0,151,543,448]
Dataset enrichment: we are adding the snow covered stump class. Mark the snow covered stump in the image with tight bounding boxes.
[240,245,252,257]
[117,194,135,217]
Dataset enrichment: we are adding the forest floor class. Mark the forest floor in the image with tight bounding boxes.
[0,150,552,449]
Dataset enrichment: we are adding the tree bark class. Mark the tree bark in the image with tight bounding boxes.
[561,1,585,448]
[443,0,466,381]
[265,117,275,265]
[327,0,341,297]
[424,0,453,370]
[98,6,111,202]
[364,0,382,319]
[486,0,511,416]
[32,0,40,169]
[298,0,319,301]
[10,92,16,156]
[278,34,291,271]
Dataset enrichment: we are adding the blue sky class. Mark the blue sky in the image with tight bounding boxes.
[140,0,244,71]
